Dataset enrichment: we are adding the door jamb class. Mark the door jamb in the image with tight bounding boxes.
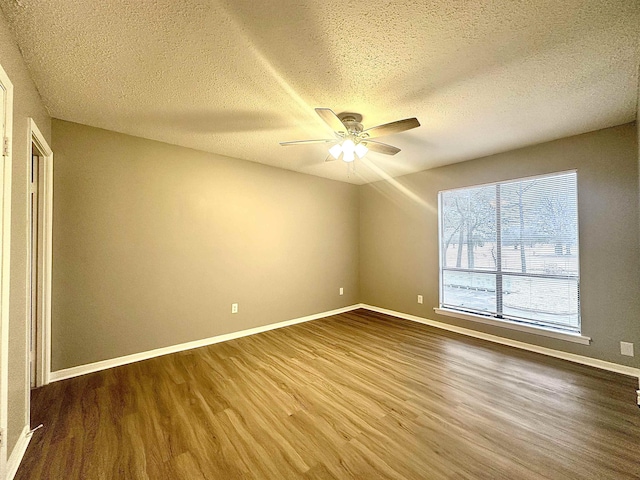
[27,119,52,392]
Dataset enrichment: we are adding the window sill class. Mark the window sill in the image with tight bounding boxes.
[433,308,591,345]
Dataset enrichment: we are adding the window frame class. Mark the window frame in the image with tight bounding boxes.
[436,170,589,344]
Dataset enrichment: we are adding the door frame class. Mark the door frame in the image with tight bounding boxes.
[0,62,14,480]
[26,119,53,391]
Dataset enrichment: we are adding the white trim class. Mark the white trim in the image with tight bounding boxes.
[50,304,361,382]
[6,426,30,480]
[28,121,51,157]
[0,62,13,480]
[47,303,640,400]
[27,119,53,388]
[360,304,640,380]
[434,307,591,345]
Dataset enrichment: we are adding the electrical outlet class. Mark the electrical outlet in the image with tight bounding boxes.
[231,303,238,314]
[620,341,634,357]
[417,295,423,304]
[339,287,344,296]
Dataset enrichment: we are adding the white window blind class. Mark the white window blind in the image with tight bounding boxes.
[438,172,580,333]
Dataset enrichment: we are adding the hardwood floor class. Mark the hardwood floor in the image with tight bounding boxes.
[17,309,640,479]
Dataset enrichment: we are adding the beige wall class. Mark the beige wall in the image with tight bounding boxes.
[51,120,359,370]
[0,10,51,459]
[53,121,640,372]
[360,123,640,368]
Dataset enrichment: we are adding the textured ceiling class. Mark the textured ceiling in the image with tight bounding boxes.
[1,0,638,184]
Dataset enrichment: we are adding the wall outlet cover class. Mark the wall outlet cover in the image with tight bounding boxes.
[620,341,634,356]
[339,287,344,296]
[417,295,423,304]
[232,303,238,314]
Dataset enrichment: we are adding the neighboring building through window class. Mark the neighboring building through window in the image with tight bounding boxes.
[438,171,580,333]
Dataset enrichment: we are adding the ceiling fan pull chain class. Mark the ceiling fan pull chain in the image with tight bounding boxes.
[346,160,356,177]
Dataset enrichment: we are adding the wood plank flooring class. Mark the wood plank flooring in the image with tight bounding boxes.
[17,309,640,479]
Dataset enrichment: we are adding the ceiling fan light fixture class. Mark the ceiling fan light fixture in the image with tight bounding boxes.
[329,143,343,159]
[328,138,364,163]
[355,142,368,158]
[339,138,361,162]
[341,139,356,154]
[343,150,355,162]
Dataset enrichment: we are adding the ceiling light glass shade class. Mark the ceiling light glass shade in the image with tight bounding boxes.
[328,144,342,159]
[341,139,356,154]
[355,143,368,158]
[327,137,367,163]
[343,150,355,162]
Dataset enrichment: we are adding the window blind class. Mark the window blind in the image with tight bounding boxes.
[438,172,580,333]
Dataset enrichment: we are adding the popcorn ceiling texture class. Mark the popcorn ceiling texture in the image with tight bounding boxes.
[0,0,638,184]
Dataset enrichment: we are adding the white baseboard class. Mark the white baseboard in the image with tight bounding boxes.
[360,304,640,383]
[49,304,361,382]
[48,302,640,402]
[6,425,31,480]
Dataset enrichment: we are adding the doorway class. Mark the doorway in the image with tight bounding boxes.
[27,119,53,391]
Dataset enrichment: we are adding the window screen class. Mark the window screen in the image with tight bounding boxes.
[439,172,580,333]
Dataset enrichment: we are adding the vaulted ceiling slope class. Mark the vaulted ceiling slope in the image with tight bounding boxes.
[1,1,638,184]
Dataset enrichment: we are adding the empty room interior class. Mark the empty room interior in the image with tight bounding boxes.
[0,1,639,479]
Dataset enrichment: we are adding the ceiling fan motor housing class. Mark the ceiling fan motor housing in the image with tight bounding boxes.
[337,113,365,136]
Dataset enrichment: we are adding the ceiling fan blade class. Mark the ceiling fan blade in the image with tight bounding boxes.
[362,117,420,139]
[363,140,401,155]
[325,154,337,162]
[279,139,336,146]
[315,108,347,133]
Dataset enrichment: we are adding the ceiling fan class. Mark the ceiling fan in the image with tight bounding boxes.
[280,108,420,162]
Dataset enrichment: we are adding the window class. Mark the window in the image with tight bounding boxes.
[438,172,580,334]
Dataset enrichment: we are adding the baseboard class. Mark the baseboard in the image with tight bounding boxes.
[360,304,640,383]
[48,302,640,402]
[49,304,361,382]
[6,425,31,480]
